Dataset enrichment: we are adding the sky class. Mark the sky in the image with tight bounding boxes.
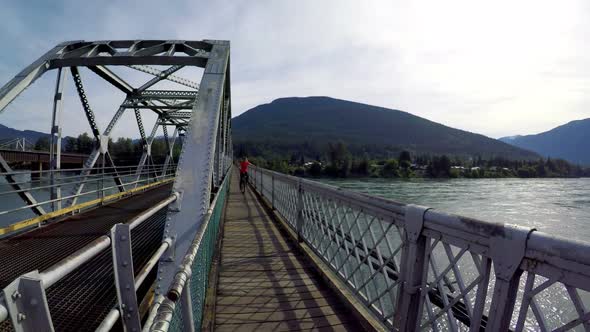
[0,0,589,139]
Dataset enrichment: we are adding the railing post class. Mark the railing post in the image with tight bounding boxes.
[485,225,534,331]
[394,205,430,332]
[111,224,141,332]
[2,271,54,332]
[180,280,195,332]
[271,174,275,210]
[260,169,264,197]
[296,179,304,242]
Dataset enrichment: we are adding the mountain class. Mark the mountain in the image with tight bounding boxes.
[233,96,539,160]
[0,124,49,143]
[500,119,590,165]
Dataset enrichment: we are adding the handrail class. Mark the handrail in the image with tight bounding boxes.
[0,171,174,216]
[0,193,178,324]
[0,161,177,234]
[0,178,175,237]
[247,165,590,331]
[95,238,172,332]
[252,165,590,267]
[148,169,231,331]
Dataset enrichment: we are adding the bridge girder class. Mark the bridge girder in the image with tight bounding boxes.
[0,38,231,233]
[0,39,232,331]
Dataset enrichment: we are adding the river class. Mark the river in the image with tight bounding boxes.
[319,177,590,242]
[318,177,590,330]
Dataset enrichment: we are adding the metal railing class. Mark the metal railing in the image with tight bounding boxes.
[0,162,177,235]
[0,193,178,331]
[147,171,230,332]
[248,165,590,332]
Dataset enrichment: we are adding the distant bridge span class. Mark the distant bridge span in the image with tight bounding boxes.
[0,148,88,165]
[0,40,589,332]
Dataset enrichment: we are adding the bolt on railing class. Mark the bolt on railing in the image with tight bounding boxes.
[247,165,590,332]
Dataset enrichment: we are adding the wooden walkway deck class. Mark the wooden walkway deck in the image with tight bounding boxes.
[212,173,363,331]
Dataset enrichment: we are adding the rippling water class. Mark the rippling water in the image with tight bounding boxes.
[319,177,590,242]
[316,177,590,330]
[0,172,126,227]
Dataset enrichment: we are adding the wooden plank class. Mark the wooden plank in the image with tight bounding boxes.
[216,292,340,307]
[215,322,357,332]
[215,308,354,324]
[219,264,314,273]
[216,297,345,314]
[215,315,358,331]
[219,277,322,291]
[218,271,316,283]
[220,253,306,264]
[217,280,328,297]
[212,171,362,331]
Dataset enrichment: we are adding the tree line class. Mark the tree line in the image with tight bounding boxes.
[237,141,590,179]
[35,133,182,165]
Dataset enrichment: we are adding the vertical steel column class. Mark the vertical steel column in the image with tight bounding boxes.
[156,41,230,295]
[111,224,141,332]
[394,205,430,332]
[68,84,128,206]
[296,179,304,242]
[213,98,221,187]
[99,136,108,201]
[271,174,275,210]
[161,127,178,178]
[49,67,67,211]
[134,118,159,189]
[180,283,195,332]
[260,168,264,197]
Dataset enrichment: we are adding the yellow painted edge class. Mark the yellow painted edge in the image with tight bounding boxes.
[0,178,174,236]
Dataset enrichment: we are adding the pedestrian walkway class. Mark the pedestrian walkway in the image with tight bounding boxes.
[212,172,363,331]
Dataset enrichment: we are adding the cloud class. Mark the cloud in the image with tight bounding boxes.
[0,0,589,140]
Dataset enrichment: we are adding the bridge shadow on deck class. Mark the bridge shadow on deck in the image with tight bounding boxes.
[213,173,362,331]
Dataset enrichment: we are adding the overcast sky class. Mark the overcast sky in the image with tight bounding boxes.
[0,0,589,139]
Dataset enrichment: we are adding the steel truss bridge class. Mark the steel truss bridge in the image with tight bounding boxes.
[0,40,589,332]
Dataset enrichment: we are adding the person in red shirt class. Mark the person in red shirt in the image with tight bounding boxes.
[239,157,251,193]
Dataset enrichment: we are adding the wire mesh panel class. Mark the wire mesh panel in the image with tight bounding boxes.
[416,235,493,331]
[509,236,590,332]
[301,186,406,325]
[186,180,226,331]
[152,174,229,332]
[247,166,590,332]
